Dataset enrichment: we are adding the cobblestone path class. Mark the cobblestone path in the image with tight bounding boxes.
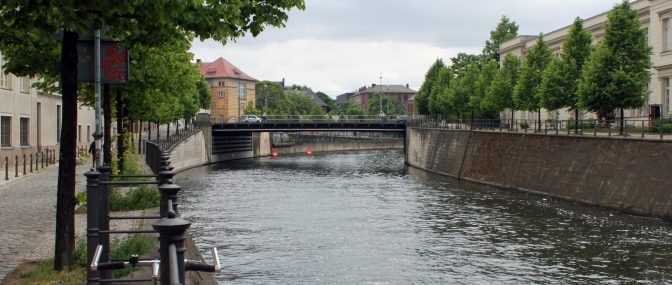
[0,160,92,281]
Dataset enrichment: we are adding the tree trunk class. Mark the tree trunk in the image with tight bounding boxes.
[510,109,515,130]
[148,121,152,143]
[620,108,625,135]
[537,109,542,132]
[138,120,143,154]
[54,29,78,271]
[103,84,112,165]
[156,123,160,141]
[116,88,125,173]
[574,108,579,134]
[167,123,170,140]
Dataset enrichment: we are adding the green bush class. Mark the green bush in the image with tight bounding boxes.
[650,118,672,133]
[568,118,596,129]
[109,185,160,212]
[110,234,155,277]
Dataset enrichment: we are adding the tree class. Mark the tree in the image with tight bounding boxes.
[476,59,499,115]
[336,101,365,116]
[513,35,552,131]
[539,17,592,132]
[255,81,285,112]
[0,0,304,270]
[416,59,445,114]
[368,93,406,116]
[428,66,452,115]
[196,77,211,110]
[483,16,519,64]
[315,91,336,113]
[484,53,521,127]
[578,1,651,133]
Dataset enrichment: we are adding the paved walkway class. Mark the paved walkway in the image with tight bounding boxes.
[0,160,92,281]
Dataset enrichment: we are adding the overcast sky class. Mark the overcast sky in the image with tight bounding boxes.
[191,0,620,98]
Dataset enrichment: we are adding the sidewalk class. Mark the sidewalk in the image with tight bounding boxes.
[0,159,92,281]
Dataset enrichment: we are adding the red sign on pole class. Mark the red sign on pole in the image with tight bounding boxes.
[77,41,129,83]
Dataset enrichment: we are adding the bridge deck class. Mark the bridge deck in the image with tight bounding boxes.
[212,121,406,132]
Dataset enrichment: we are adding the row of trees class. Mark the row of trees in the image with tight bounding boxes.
[0,0,305,271]
[415,1,651,133]
[253,81,407,117]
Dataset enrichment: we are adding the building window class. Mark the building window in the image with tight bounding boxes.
[78,125,82,143]
[240,103,245,113]
[20,76,30,93]
[218,81,225,87]
[1,116,11,147]
[218,91,224,98]
[56,105,61,143]
[664,18,671,52]
[238,82,246,99]
[665,77,671,116]
[0,53,8,89]
[20,118,29,146]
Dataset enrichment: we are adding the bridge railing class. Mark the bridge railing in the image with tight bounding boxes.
[210,114,408,124]
[408,115,672,140]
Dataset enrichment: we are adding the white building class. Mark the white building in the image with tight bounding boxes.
[0,52,95,166]
[500,0,672,122]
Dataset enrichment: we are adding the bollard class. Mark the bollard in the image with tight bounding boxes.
[41,152,44,168]
[152,216,191,285]
[96,165,113,281]
[15,155,18,177]
[85,169,101,285]
[35,153,39,171]
[29,154,33,173]
[23,154,26,175]
[4,157,7,180]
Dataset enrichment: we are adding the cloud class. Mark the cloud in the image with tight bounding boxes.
[192,38,480,96]
[190,0,621,97]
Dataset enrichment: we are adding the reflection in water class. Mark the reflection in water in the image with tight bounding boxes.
[177,150,672,284]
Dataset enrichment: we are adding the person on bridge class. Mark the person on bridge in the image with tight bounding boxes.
[262,112,268,122]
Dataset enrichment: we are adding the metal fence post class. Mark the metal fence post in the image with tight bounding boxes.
[41,152,44,168]
[14,155,18,177]
[4,157,7,180]
[85,168,101,285]
[30,154,33,173]
[97,164,112,281]
[153,216,191,285]
[22,154,26,175]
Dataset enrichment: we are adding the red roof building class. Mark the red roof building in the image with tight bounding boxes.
[199,57,257,121]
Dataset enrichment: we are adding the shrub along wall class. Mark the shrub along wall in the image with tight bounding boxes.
[406,128,672,219]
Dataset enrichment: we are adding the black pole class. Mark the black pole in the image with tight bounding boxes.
[85,169,101,285]
[153,216,190,285]
[97,165,112,281]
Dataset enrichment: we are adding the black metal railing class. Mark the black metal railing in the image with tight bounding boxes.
[86,153,219,285]
[149,124,205,152]
[407,115,672,140]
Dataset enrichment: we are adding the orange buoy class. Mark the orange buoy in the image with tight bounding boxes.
[272,148,278,157]
[306,147,313,156]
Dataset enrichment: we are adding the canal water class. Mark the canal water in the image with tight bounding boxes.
[177,150,672,284]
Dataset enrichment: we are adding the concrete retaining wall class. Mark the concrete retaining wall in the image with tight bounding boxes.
[169,131,209,172]
[274,134,404,155]
[406,128,672,219]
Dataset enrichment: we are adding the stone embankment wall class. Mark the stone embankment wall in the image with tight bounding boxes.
[406,128,672,219]
[274,134,404,155]
[169,131,209,172]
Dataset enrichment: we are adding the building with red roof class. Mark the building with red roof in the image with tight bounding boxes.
[199,57,258,121]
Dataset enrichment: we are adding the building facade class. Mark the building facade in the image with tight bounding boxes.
[0,53,96,165]
[199,57,257,122]
[500,0,672,121]
[349,84,416,113]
